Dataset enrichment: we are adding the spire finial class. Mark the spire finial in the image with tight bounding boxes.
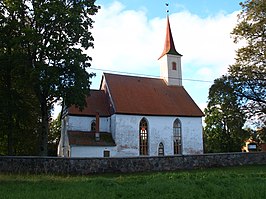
[166,2,169,14]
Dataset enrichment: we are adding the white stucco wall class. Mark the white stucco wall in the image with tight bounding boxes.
[112,115,140,157]
[68,116,110,132]
[112,114,203,157]
[180,117,203,154]
[70,146,117,157]
[159,54,182,86]
[110,115,117,140]
[60,113,203,157]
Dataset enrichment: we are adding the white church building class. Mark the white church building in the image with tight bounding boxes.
[58,16,204,158]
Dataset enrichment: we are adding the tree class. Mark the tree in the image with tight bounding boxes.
[252,127,266,145]
[0,0,99,155]
[48,114,61,156]
[0,46,40,155]
[0,1,40,155]
[256,127,266,146]
[229,0,266,126]
[204,76,249,153]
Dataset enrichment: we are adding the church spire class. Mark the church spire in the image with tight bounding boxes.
[158,15,182,60]
[158,13,183,86]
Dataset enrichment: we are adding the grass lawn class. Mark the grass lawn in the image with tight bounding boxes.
[0,165,266,199]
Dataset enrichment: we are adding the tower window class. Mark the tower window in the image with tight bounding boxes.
[172,62,177,70]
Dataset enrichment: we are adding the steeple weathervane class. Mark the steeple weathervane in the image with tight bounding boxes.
[166,2,169,13]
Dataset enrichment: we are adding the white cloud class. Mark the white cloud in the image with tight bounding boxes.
[169,10,239,80]
[87,2,160,71]
[197,67,213,77]
[85,1,240,110]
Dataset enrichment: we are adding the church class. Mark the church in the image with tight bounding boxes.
[58,15,204,158]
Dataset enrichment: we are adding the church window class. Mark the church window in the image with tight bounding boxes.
[173,119,182,154]
[139,118,148,155]
[103,150,110,157]
[172,62,177,70]
[91,120,96,131]
[158,142,164,156]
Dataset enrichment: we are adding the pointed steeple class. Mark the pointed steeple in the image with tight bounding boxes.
[158,15,182,86]
[158,15,182,60]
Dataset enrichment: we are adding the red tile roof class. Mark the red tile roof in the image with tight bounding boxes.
[68,131,116,146]
[68,90,110,116]
[103,73,204,117]
[158,15,182,60]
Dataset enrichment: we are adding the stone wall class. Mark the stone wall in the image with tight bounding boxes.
[0,153,265,175]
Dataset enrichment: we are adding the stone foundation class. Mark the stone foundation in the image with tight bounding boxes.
[0,152,265,175]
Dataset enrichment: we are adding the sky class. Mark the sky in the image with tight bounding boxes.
[54,0,244,116]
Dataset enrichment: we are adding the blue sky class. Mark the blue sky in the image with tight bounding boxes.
[54,0,243,116]
[96,0,242,18]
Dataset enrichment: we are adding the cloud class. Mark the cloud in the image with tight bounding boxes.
[169,10,239,79]
[85,1,240,109]
[87,2,160,73]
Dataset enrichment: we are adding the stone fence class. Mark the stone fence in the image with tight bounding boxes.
[0,152,265,175]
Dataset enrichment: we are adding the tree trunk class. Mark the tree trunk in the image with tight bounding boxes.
[7,98,14,155]
[39,95,49,156]
[6,49,14,156]
[6,79,14,156]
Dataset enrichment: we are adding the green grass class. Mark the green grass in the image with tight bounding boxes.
[0,165,266,199]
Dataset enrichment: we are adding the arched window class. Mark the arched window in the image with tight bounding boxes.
[158,142,164,156]
[91,120,96,131]
[172,62,177,70]
[173,119,182,154]
[139,118,148,155]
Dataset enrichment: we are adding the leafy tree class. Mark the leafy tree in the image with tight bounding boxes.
[0,0,99,155]
[229,0,266,126]
[0,2,40,155]
[258,127,266,143]
[48,113,61,156]
[0,48,40,155]
[251,127,266,145]
[204,76,249,153]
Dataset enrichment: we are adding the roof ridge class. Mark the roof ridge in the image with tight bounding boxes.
[104,72,163,81]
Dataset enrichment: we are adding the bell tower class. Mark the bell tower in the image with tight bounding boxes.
[158,15,182,86]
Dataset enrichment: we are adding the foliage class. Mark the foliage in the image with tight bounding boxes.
[0,2,40,155]
[48,113,61,156]
[0,166,266,199]
[249,127,266,144]
[204,76,249,153]
[229,0,266,127]
[0,0,99,155]
[257,127,266,143]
